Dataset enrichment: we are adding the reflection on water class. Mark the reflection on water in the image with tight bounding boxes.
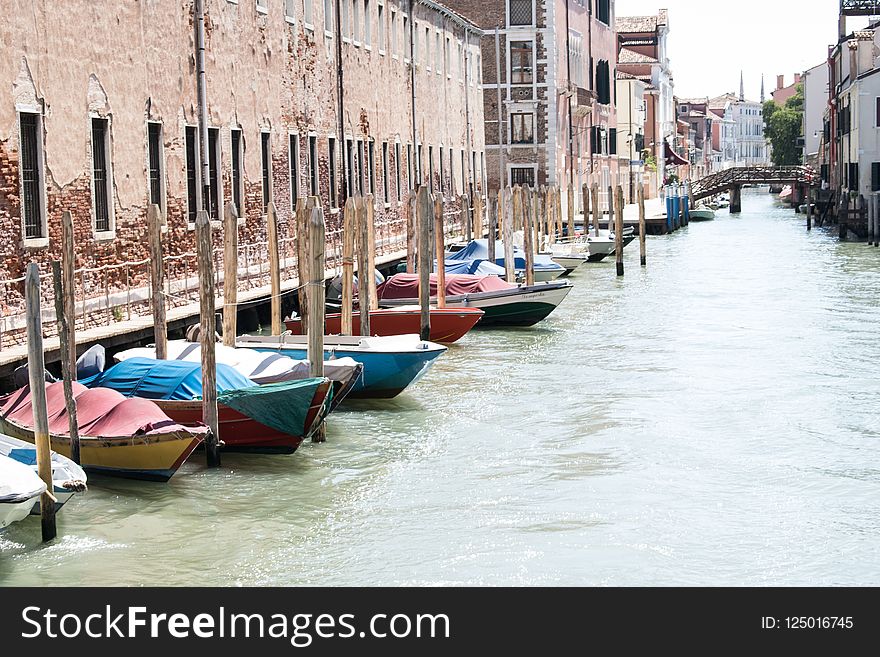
[3,190,880,586]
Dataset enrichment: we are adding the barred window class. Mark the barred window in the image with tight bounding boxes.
[510,166,535,187]
[19,112,45,239]
[185,126,198,224]
[91,117,112,232]
[231,129,243,215]
[509,0,533,26]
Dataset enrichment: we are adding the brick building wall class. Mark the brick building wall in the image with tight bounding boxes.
[0,0,485,329]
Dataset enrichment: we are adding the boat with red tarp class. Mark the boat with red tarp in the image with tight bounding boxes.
[376,273,573,327]
[0,381,206,481]
[284,306,484,343]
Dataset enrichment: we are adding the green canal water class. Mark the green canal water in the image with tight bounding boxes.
[3,189,880,586]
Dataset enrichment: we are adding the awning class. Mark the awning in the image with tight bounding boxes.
[664,140,689,166]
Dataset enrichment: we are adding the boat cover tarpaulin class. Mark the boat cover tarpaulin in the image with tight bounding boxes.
[0,455,45,504]
[441,259,507,276]
[218,378,332,438]
[447,240,564,273]
[80,357,255,401]
[377,273,514,300]
[0,381,201,437]
[81,357,330,438]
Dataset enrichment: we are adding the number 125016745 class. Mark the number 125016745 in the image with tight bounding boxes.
[761,616,854,630]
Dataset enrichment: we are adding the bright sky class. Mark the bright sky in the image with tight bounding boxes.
[617,0,871,100]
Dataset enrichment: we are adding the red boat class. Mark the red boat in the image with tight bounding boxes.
[284,306,484,343]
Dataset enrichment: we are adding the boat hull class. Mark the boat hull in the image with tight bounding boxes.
[1,497,39,529]
[380,283,573,327]
[237,337,446,399]
[154,380,334,453]
[689,209,715,221]
[0,416,201,482]
[286,307,484,343]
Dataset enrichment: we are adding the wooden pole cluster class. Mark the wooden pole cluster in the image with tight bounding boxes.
[615,185,625,277]
[416,186,433,341]
[147,204,167,359]
[638,182,647,267]
[25,263,56,542]
[462,193,472,243]
[434,195,447,308]
[222,202,239,346]
[306,204,326,442]
[266,201,283,335]
[195,210,221,467]
[52,262,80,466]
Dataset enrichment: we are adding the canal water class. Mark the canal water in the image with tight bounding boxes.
[3,189,879,586]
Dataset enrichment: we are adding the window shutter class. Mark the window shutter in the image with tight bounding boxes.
[609,128,617,155]
[872,163,880,192]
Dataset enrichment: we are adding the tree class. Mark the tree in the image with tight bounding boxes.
[763,85,804,166]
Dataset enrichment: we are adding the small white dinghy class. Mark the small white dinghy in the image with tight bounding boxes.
[0,433,87,514]
[0,451,46,528]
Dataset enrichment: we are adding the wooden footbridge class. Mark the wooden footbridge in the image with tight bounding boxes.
[690,166,817,211]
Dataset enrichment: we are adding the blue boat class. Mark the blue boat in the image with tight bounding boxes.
[446,239,566,282]
[237,334,447,399]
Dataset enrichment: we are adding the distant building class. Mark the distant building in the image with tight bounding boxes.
[676,97,712,178]
[802,62,829,172]
[771,73,802,106]
[708,89,770,167]
[616,75,648,203]
[616,9,674,196]
[444,0,619,221]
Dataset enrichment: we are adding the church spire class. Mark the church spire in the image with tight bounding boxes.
[740,71,745,102]
[760,74,765,103]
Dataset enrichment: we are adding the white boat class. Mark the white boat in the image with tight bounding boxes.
[0,433,87,514]
[689,206,716,221]
[0,452,46,528]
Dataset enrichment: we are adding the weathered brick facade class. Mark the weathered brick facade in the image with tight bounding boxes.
[0,0,485,340]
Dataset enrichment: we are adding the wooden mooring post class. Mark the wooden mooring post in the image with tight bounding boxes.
[416,186,433,341]
[488,194,498,262]
[52,261,81,465]
[523,185,535,286]
[195,210,221,467]
[407,191,417,273]
[295,198,310,326]
[638,183,647,267]
[25,263,56,541]
[222,203,238,346]
[356,196,372,336]
[567,186,575,240]
[60,211,77,377]
[341,197,356,335]
[307,204,326,442]
[266,201,283,335]
[474,193,483,239]
[434,194,447,308]
[503,187,517,283]
[147,204,167,359]
[615,185,625,277]
[366,195,379,311]
[591,182,600,237]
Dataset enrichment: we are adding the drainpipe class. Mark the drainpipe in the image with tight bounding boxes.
[565,0,575,202]
[335,0,346,204]
[587,1,594,182]
[495,26,505,190]
[409,1,419,184]
[464,30,474,200]
[195,0,210,210]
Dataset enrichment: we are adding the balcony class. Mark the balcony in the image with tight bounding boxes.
[572,84,594,118]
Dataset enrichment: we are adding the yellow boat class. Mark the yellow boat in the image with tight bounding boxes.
[0,382,206,481]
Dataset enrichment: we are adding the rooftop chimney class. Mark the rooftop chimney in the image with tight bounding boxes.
[776,74,784,90]
[794,73,802,84]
